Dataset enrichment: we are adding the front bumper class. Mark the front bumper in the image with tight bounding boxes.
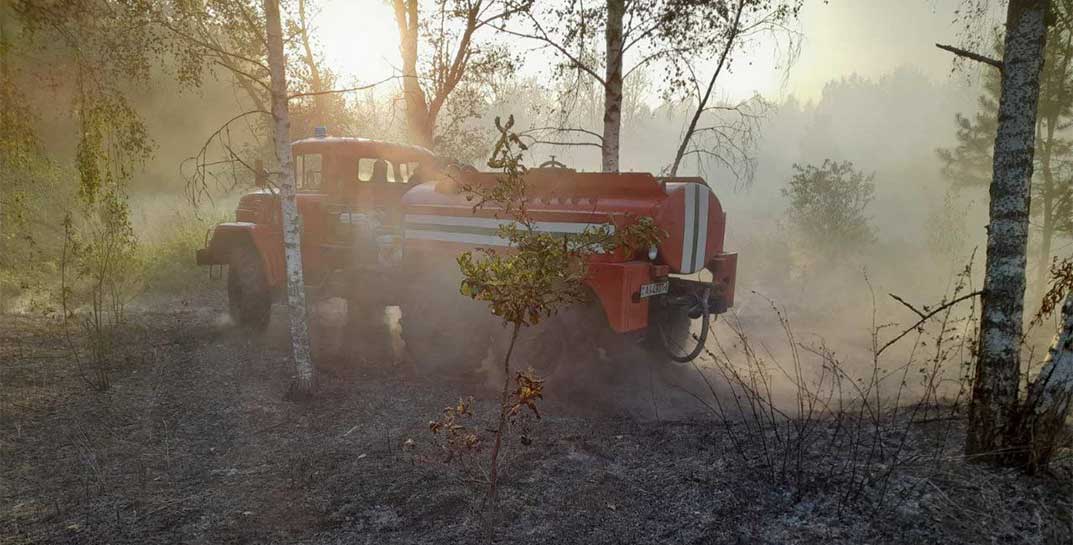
[195,247,217,266]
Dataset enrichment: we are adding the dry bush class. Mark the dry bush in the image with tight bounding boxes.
[59,193,141,392]
[689,261,982,517]
[423,371,544,485]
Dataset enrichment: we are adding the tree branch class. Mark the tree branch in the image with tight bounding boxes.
[490,16,607,87]
[889,293,926,319]
[877,290,983,357]
[287,76,398,100]
[518,135,604,149]
[936,43,1003,71]
[521,126,605,142]
[157,17,270,72]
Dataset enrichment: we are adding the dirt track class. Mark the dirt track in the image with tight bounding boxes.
[1,290,1070,544]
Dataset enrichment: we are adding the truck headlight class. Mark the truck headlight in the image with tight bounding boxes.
[648,245,658,260]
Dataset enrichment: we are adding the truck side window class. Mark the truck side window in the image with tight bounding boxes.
[357,158,398,183]
[296,154,322,190]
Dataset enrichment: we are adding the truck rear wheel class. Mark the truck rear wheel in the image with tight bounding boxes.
[645,297,710,364]
[228,245,271,330]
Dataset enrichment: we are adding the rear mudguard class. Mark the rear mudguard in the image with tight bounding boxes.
[707,252,737,310]
[196,222,283,289]
[586,261,659,333]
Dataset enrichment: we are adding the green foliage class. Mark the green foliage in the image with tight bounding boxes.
[139,207,226,295]
[75,93,154,205]
[60,189,141,391]
[782,159,876,257]
[1,0,172,314]
[936,31,1003,190]
[459,117,587,326]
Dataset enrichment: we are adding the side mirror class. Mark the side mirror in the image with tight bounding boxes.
[254,159,268,188]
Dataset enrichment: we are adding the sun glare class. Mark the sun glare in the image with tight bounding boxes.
[317,0,401,87]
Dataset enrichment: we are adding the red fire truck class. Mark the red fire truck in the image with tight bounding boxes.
[196,133,737,372]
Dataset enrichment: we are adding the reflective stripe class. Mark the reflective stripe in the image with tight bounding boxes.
[405,229,506,246]
[693,184,709,273]
[405,214,600,235]
[677,184,711,274]
[681,185,696,273]
[403,214,611,248]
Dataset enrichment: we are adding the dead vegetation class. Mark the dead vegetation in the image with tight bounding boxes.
[1,285,1070,545]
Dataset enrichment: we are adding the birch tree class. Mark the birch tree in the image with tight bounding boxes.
[938,0,1053,461]
[265,0,315,394]
[500,0,656,172]
[503,0,797,173]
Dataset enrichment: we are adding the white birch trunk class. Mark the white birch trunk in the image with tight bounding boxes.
[1011,289,1073,470]
[601,0,624,173]
[967,0,1050,459]
[1033,292,1073,413]
[264,0,315,394]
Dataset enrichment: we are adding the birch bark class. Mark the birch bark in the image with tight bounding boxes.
[967,0,1050,459]
[1017,291,1073,469]
[600,0,624,173]
[264,0,315,394]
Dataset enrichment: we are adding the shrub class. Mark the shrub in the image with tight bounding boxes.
[782,159,876,257]
[433,116,661,541]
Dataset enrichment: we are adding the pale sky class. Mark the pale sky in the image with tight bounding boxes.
[315,0,996,103]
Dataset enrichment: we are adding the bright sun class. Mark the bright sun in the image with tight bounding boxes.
[317,0,401,87]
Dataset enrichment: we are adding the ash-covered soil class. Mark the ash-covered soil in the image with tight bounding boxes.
[1,291,1070,545]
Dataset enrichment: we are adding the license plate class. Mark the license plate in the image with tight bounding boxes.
[639,281,670,298]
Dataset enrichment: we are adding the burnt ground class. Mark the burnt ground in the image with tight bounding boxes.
[1,289,1071,545]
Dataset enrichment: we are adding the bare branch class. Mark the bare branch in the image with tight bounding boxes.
[213,59,271,93]
[669,0,745,176]
[489,15,607,87]
[518,134,604,149]
[156,17,270,72]
[183,109,272,206]
[877,290,983,357]
[936,43,1003,71]
[521,126,605,142]
[889,293,926,319]
[287,76,398,100]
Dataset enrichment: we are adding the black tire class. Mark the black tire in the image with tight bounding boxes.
[227,244,271,330]
[645,298,710,364]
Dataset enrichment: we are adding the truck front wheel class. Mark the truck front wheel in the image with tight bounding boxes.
[227,245,271,330]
